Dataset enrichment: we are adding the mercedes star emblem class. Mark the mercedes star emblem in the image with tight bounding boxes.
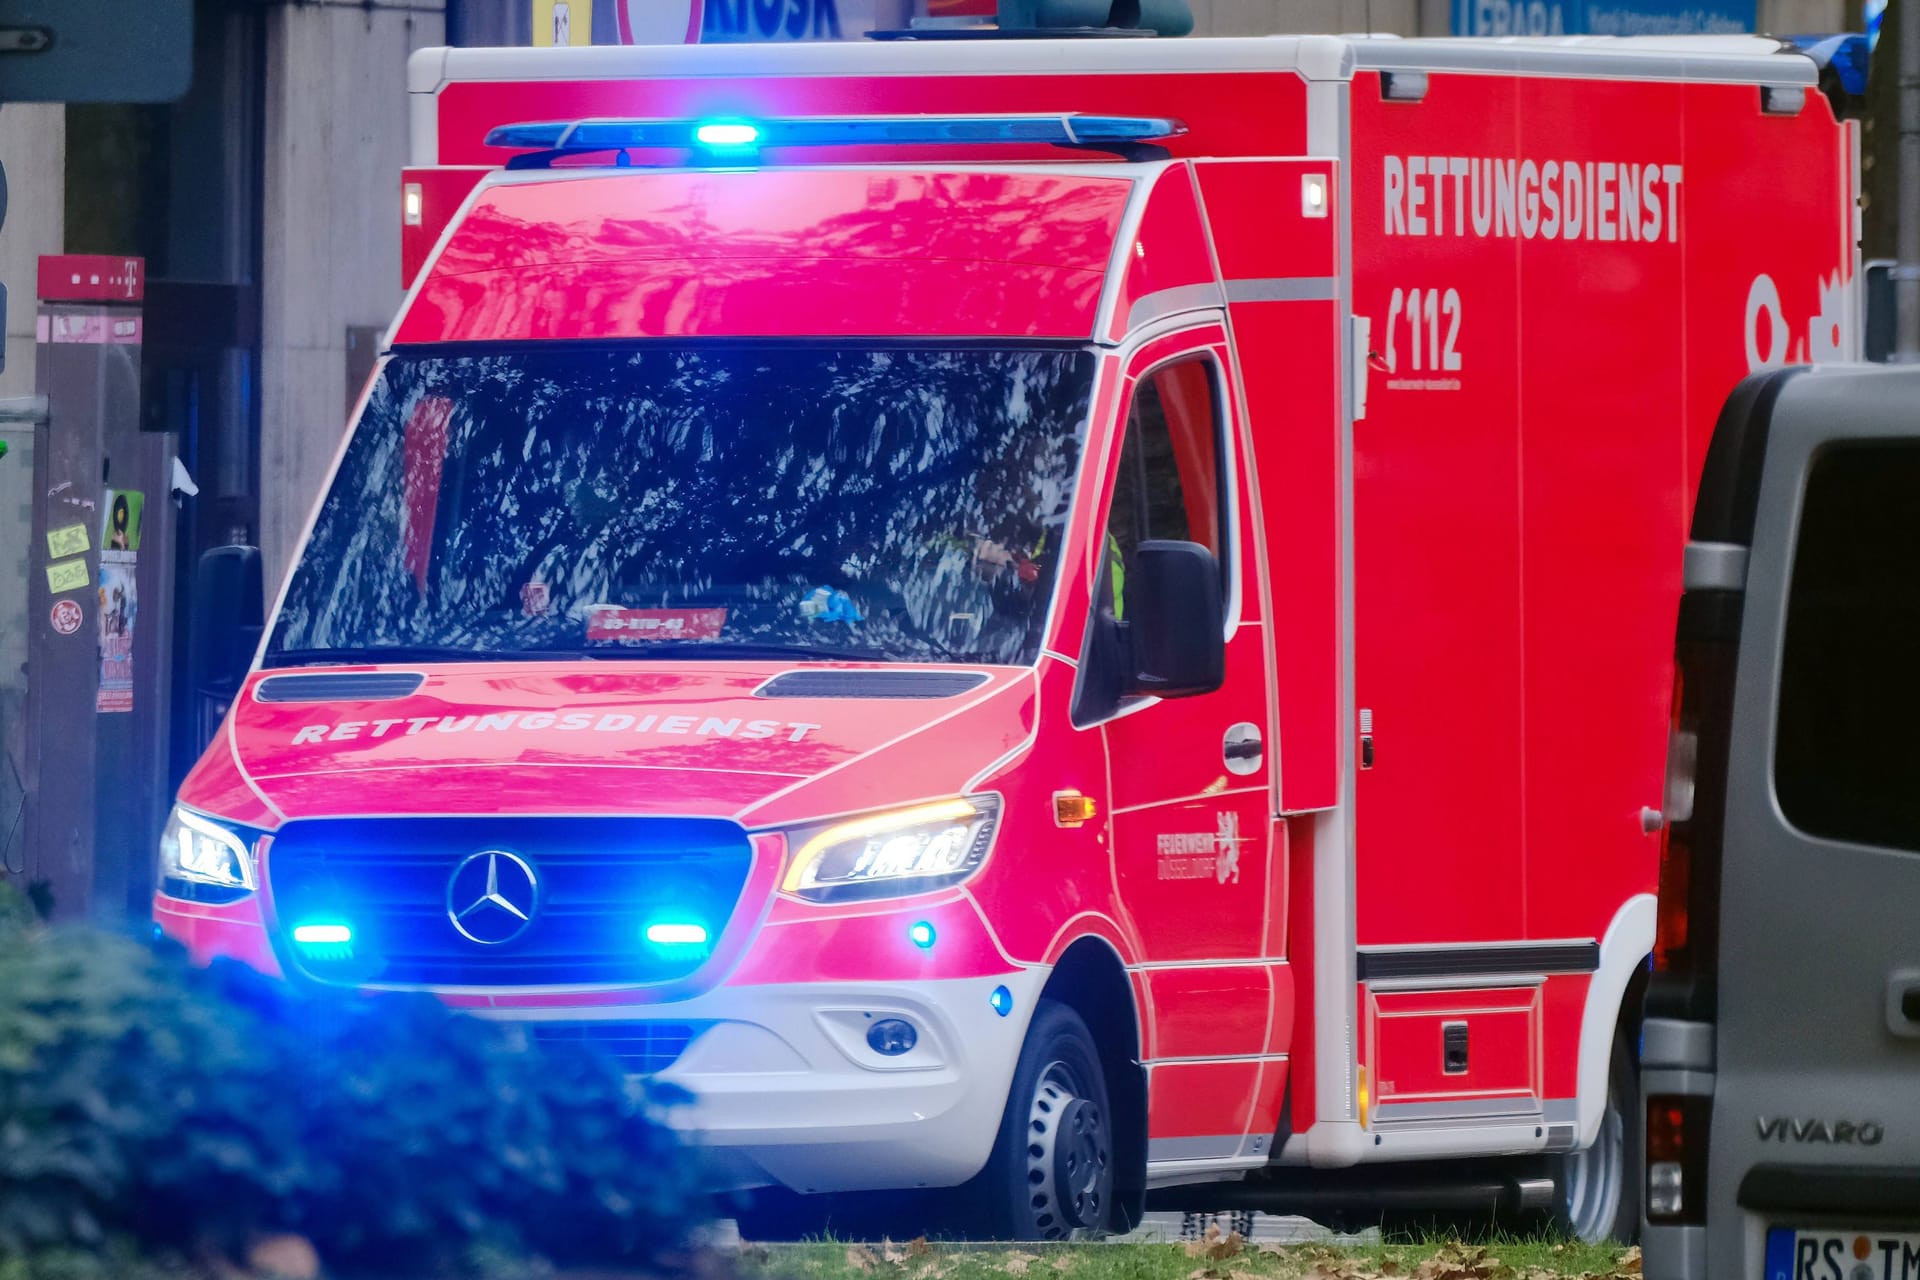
[445,850,539,945]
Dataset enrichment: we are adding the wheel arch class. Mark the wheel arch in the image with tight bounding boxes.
[1039,935,1147,1232]
[1575,894,1656,1148]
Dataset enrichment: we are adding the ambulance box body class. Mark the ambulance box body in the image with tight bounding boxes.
[158,34,1853,1240]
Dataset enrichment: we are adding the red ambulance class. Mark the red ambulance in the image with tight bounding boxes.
[155,30,1856,1242]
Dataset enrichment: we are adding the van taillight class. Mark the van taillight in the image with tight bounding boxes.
[1653,670,1692,972]
[1646,590,1740,1016]
[1646,1094,1709,1224]
[1653,826,1690,972]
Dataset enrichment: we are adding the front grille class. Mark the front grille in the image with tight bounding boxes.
[268,815,754,988]
[529,1021,710,1076]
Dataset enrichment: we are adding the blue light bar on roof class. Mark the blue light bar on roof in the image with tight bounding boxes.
[484,114,1187,154]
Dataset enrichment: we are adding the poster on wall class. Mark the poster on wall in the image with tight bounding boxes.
[96,489,142,714]
[613,0,897,43]
[534,0,595,44]
[1451,0,1753,34]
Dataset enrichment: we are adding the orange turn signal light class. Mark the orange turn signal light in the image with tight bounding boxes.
[1054,792,1097,827]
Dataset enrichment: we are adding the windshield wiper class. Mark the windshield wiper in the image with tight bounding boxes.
[267,640,913,668]
[265,645,599,668]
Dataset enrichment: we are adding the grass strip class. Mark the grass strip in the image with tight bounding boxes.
[736,1233,1640,1280]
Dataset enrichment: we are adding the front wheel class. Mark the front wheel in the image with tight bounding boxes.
[1552,1029,1641,1243]
[975,999,1116,1241]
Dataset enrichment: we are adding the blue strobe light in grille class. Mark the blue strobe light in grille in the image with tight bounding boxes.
[268,815,753,989]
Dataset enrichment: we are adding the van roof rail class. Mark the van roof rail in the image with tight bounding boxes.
[486,114,1187,168]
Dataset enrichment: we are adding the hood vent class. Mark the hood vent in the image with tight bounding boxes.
[255,672,427,703]
[756,670,991,700]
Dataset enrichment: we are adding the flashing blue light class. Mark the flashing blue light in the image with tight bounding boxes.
[645,921,710,947]
[292,922,352,946]
[695,121,761,148]
[909,921,937,950]
[990,985,1014,1018]
[484,114,1188,157]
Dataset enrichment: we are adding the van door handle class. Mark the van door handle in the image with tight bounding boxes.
[1885,970,1920,1040]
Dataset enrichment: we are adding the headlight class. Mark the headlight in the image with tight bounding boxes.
[781,797,1000,903]
[158,806,257,898]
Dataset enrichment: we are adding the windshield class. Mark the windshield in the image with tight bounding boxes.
[265,344,1095,668]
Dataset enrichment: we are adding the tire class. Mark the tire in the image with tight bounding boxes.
[975,999,1117,1241]
[1552,1030,1641,1243]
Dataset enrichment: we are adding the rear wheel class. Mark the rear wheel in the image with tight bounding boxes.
[1552,1030,1640,1243]
[976,999,1116,1240]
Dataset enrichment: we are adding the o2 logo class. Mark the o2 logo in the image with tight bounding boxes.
[1745,272,1851,371]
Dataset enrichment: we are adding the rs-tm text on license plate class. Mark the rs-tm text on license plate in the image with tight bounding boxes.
[1769,1230,1920,1280]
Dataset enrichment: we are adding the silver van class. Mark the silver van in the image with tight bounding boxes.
[1642,363,1920,1279]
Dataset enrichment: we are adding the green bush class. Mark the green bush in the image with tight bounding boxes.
[0,887,710,1273]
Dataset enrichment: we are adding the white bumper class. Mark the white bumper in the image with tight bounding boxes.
[489,969,1048,1195]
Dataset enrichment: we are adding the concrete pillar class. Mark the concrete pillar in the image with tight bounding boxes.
[0,104,63,881]
[259,0,445,595]
[1756,0,1844,30]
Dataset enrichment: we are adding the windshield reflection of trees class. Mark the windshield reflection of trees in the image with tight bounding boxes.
[271,346,1093,666]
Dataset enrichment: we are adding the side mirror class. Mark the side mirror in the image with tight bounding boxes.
[1122,540,1225,698]
[190,545,264,737]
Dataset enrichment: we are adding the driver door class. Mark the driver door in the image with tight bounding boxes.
[1084,328,1280,1166]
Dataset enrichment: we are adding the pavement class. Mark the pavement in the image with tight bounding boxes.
[710,1212,1375,1248]
[1119,1212,1376,1245]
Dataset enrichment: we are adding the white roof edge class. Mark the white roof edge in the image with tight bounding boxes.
[422,36,1348,84]
[409,45,451,94]
[1349,34,1818,85]
[416,33,1815,91]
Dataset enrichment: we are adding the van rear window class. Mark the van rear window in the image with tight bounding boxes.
[1775,443,1920,852]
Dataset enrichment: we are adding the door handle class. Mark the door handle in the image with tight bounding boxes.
[1885,970,1920,1040]
[1222,723,1263,776]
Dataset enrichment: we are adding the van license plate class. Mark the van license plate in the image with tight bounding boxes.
[1767,1230,1920,1280]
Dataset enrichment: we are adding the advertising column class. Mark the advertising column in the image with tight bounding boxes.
[20,255,175,923]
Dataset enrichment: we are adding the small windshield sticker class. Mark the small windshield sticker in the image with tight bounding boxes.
[800,587,863,624]
[519,581,551,618]
[586,606,727,643]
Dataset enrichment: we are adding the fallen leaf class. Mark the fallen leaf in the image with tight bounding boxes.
[1005,1253,1041,1276]
[1187,1229,1246,1261]
[909,1239,934,1259]
[1617,1249,1643,1276]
